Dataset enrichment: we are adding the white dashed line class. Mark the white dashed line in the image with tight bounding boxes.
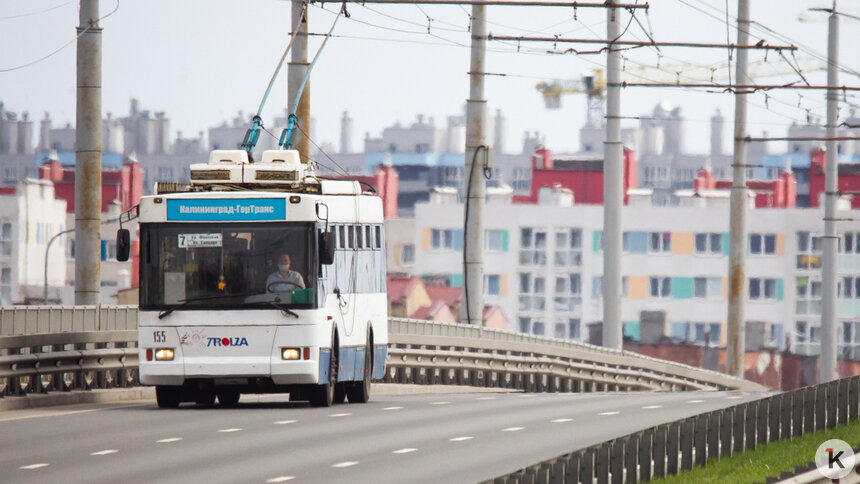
[274,420,297,425]
[502,427,525,432]
[726,395,744,399]
[19,463,49,470]
[642,405,663,409]
[382,406,403,411]
[329,413,352,417]
[551,418,573,423]
[392,448,418,454]
[90,449,118,456]
[218,428,243,433]
[598,411,620,416]
[687,399,705,404]
[476,396,496,401]
[266,476,295,483]
[332,461,359,468]
[518,394,537,398]
[430,401,451,405]
[156,437,183,443]
[449,436,474,442]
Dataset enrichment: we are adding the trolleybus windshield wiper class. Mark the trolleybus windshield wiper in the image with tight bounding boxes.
[269,301,299,318]
[158,293,252,319]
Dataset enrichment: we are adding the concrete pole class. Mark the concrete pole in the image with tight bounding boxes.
[727,0,750,378]
[288,0,310,163]
[602,6,623,349]
[462,4,486,326]
[75,0,102,305]
[820,2,839,383]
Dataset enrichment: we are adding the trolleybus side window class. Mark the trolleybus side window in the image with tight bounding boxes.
[337,225,345,249]
[365,225,372,249]
[374,224,382,249]
[356,224,363,249]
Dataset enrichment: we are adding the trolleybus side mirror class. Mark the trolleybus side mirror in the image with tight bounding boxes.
[116,229,131,262]
[319,231,335,265]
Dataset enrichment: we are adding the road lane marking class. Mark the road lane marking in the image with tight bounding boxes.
[502,427,525,432]
[476,396,496,401]
[218,428,242,433]
[266,477,295,482]
[518,394,537,398]
[642,405,663,409]
[157,437,183,443]
[382,406,403,411]
[551,418,573,423]
[726,395,744,399]
[430,401,451,405]
[274,420,297,425]
[19,463,49,470]
[393,448,418,454]
[91,449,119,456]
[332,461,359,468]
[449,436,474,442]
[598,411,620,416]
[329,413,352,417]
[686,399,705,404]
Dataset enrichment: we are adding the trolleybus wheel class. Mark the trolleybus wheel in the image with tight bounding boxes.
[347,331,372,404]
[156,386,181,409]
[333,384,346,404]
[217,390,240,407]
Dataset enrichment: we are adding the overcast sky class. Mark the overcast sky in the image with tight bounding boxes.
[2,0,859,156]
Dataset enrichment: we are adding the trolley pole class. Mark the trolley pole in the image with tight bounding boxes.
[820,1,839,383]
[727,0,750,378]
[462,3,487,326]
[602,5,623,349]
[289,0,311,163]
[75,0,102,305]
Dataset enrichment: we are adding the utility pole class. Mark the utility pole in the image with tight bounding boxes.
[75,0,102,305]
[727,0,750,378]
[602,5,623,350]
[289,0,310,163]
[463,4,487,326]
[820,1,839,383]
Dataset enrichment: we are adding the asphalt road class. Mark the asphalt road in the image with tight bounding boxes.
[1,388,768,483]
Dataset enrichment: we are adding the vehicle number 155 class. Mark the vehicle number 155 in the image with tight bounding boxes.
[153,330,166,343]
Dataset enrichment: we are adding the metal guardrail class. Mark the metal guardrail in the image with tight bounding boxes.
[0,307,762,400]
[385,318,764,392]
[490,375,860,484]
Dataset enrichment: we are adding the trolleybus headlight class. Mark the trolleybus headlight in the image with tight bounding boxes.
[281,348,301,360]
[154,348,175,361]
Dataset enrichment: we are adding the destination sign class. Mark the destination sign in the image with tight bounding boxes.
[166,199,286,221]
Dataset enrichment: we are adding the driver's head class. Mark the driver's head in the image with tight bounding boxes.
[277,254,291,273]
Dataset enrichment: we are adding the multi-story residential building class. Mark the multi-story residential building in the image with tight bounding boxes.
[413,184,860,357]
[0,178,68,304]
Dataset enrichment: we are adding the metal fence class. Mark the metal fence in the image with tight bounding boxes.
[489,374,860,484]
[0,308,761,400]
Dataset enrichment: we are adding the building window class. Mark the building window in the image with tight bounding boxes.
[649,232,671,253]
[568,319,581,340]
[519,228,547,266]
[519,317,531,333]
[401,244,415,266]
[157,166,174,181]
[553,274,582,313]
[484,274,501,296]
[840,277,860,299]
[750,233,776,255]
[485,229,505,252]
[0,266,10,304]
[796,321,808,343]
[650,277,671,298]
[553,322,566,339]
[532,321,545,336]
[693,277,721,299]
[796,278,821,315]
[749,278,777,300]
[841,232,860,254]
[0,221,12,256]
[431,229,457,251]
[694,233,722,254]
[3,167,17,184]
[518,273,546,312]
[796,231,822,269]
[512,168,531,192]
[554,229,582,266]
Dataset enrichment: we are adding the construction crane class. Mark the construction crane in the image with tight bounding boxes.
[536,58,824,128]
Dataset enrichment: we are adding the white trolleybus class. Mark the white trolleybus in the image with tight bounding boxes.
[123,149,388,408]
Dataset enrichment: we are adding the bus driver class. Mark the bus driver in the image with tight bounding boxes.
[266,253,306,292]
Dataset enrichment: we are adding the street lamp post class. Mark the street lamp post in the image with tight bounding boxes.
[45,228,74,305]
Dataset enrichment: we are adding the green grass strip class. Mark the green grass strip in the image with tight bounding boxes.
[650,418,860,484]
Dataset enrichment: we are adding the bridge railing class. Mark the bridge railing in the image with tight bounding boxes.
[0,306,762,399]
[491,374,860,483]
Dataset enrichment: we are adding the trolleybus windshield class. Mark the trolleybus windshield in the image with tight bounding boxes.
[140,222,316,311]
